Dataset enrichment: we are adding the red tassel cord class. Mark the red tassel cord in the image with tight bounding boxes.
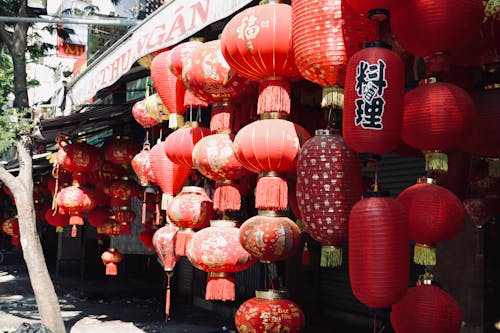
[206,273,235,301]
[257,79,291,116]
[213,180,241,212]
[255,174,288,211]
[302,242,311,266]
[142,191,147,225]
[165,273,173,322]
[174,228,195,256]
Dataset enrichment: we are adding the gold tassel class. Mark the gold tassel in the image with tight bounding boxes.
[413,243,436,266]
[320,246,342,267]
[425,150,448,174]
[488,158,500,178]
[321,85,344,109]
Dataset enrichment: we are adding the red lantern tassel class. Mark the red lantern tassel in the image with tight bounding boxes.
[206,272,235,301]
[302,242,310,266]
[214,180,241,211]
[174,228,194,256]
[210,103,235,134]
[142,192,147,224]
[71,225,77,238]
[165,274,172,321]
[255,174,288,211]
[258,79,291,116]
[105,263,117,275]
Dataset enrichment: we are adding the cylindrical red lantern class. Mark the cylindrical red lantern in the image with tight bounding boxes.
[1,217,20,248]
[221,2,302,116]
[186,220,255,301]
[296,129,363,267]
[401,81,477,173]
[239,213,301,262]
[397,179,464,266]
[463,195,489,228]
[101,248,123,275]
[233,118,311,211]
[192,133,247,212]
[56,141,103,174]
[131,143,157,187]
[57,181,96,237]
[163,125,211,169]
[132,99,159,128]
[44,208,69,232]
[343,42,405,158]
[104,137,140,165]
[346,0,402,16]
[349,191,409,308]
[234,290,306,333]
[391,284,462,333]
[167,186,213,256]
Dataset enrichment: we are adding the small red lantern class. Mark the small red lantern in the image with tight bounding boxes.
[104,137,140,165]
[221,2,301,116]
[296,130,363,267]
[44,208,69,232]
[132,99,159,128]
[401,81,477,173]
[234,290,306,333]
[463,195,489,228]
[349,191,409,308]
[343,42,405,158]
[114,207,136,224]
[99,219,121,236]
[391,284,462,333]
[233,119,311,211]
[56,141,103,174]
[192,133,247,212]
[57,180,96,237]
[101,248,123,275]
[1,217,20,248]
[108,178,138,201]
[397,179,464,266]
[186,220,255,301]
[167,186,213,256]
[164,125,211,169]
[86,161,128,185]
[139,228,155,252]
[239,213,301,263]
[131,143,157,187]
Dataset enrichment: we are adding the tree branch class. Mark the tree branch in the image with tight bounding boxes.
[16,135,33,184]
[0,162,19,192]
[0,24,13,49]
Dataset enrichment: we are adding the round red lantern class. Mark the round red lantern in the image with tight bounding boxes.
[348,191,409,308]
[233,118,311,211]
[239,213,301,262]
[132,99,159,128]
[131,143,157,187]
[192,133,247,212]
[2,217,20,248]
[163,125,211,169]
[234,290,306,333]
[296,129,363,267]
[397,179,464,266]
[167,186,213,255]
[292,0,375,109]
[86,161,128,185]
[391,284,462,333]
[463,195,489,228]
[109,178,138,202]
[114,207,136,224]
[101,248,123,275]
[56,141,103,174]
[87,206,110,228]
[99,218,120,236]
[186,220,255,301]
[104,137,140,165]
[151,50,186,128]
[44,208,69,232]
[221,2,301,116]
[402,80,477,174]
[343,42,405,158]
[57,180,96,237]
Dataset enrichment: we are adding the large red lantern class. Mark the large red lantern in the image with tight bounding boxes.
[343,42,405,158]
[234,290,306,333]
[346,0,402,15]
[296,130,363,267]
[233,118,311,211]
[186,220,255,301]
[348,191,409,308]
[391,284,462,333]
[57,180,96,237]
[163,125,211,169]
[221,2,301,116]
[44,208,69,232]
[397,179,465,266]
[401,80,477,173]
[132,99,159,128]
[1,217,20,248]
[239,213,301,263]
[292,0,375,109]
[56,141,103,174]
[104,137,140,165]
[166,186,213,256]
[101,248,123,275]
[131,143,157,187]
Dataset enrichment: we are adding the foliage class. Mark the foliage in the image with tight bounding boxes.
[0,46,13,106]
[0,108,36,152]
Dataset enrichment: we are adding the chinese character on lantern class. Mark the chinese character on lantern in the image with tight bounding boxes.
[355,59,387,130]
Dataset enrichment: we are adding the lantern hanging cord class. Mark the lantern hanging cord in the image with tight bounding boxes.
[325,107,338,130]
[197,106,202,123]
[373,160,380,192]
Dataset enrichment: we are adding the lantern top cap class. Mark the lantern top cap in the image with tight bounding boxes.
[210,220,236,227]
[255,289,288,299]
[417,177,436,184]
[363,190,391,198]
[363,41,392,50]
[181,186,206,194]
[315,129,333,136]
[367,8,390,22]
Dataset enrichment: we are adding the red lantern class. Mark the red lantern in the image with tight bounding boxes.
[346,0,403,15]
[192,133,246,212]
[99,219,121,236]
[104,137,140,165]
[292,0,375,108]
[44,208,69,232]
[163,125,211,169]
[348,191,409,308]
[86,161,127,185]
[233,119,311,211]
[239,213,301,262]
[139,228,155,252]
[343,42,405,158]
[57,180,96,237]
[101,248,123,275]
[234,290,306,333]
[131,143,157,187]
[186,220,255,301]
[132,99,159,128]
[87,206,110,228]
[221,2,301,116]
[1,217,20,248]
[114,207,136,224]
[151,50,186,128]
[109,178,138,200]
[167,186,213,256]
[402,81,477,174]
[391,284,462,333]
[397,180,464,266]
[463,195,489,228]
[296,130,363,267]
[56,141,103,174]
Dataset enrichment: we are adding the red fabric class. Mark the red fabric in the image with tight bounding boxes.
[390,0,483,57]
[239,214,301,262]
[296,131,362,248]
[346,0,402,14]
[348,194,409,308]
[87,206,109,228]
[343,45,405,156]
[131,144,157,186]
[292,0,375,87]
[402,82,477,151]
[152,224,180,271]
[397,183,464,245]
[167,186,213,230]
[103,138,140,165]
[151,50,186,115]
[235,294,305,333]
[391,285,462,333]
[132,99,159,128]
[164,126,211,169]
[57,142,103,173]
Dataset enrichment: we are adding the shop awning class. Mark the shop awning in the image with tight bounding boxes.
[66,0,253,111]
